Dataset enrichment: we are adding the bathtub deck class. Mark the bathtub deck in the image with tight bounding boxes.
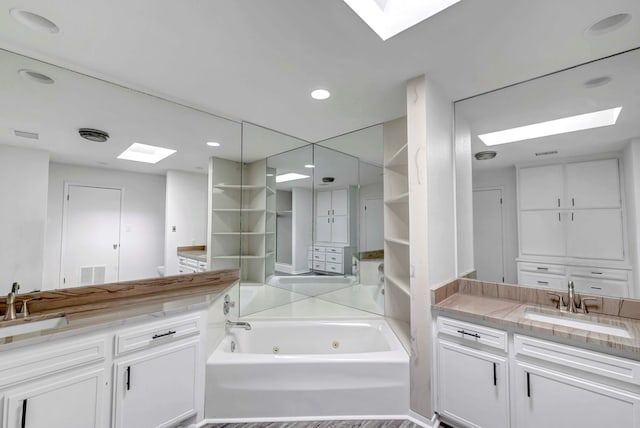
[204,420,421,428]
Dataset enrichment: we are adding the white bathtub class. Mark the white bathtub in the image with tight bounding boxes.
[205,319,409,418]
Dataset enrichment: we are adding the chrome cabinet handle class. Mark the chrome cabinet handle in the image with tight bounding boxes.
[457,329,480,339]
[536,267,548,271]
[152,330,176,340]
[537,280,549,285]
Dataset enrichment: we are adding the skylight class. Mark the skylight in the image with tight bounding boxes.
[478,107,623,146]
[276,173,310,183]
[117,143,176,164]
[343,0,461,40]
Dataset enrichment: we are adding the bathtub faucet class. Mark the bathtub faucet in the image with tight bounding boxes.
[226,320,252,331]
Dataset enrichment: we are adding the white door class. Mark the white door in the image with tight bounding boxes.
[566,159,620,209]
[114,340,199,428]
[331,188,349,216]
[331,215,348,244]
[519,164,564,209]
[364,198,384,251]
[316,191,332,216]
[316,216,332,242]
[437,340,509,428]
[514,362,640,428]
[520,211,565,256]
[62,185,121,288]
[4,368,105,428]
[473,189,504,283]
[567,209,624,260]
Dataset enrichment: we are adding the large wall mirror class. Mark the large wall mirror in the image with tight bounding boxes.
[456,47,640,300]
[0,48,241,295]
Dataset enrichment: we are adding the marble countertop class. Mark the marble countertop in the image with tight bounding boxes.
[178,250,207,262]
[0,270,238,346]
[433,293,640,358]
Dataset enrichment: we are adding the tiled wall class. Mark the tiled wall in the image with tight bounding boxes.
[433,278,640,321]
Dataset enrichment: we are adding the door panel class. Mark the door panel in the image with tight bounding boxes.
[519,165,564,210]
[331,216,348,244]
[331,189,348,216]
[567,209,624,260]
[520,211,565,256]
[364,198,384,251]
[316,217,332,242]
[316,191,332,216]
[473,189,504,283]
[566,159,620,209]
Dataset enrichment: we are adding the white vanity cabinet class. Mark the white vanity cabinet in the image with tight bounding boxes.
[435,317,510,428]
[315,187,355,245]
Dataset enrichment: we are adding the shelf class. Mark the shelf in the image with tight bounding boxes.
[385,192,409,204]
[385,237,410,247]
[213,255,266,260]
[213,184,264,190]
[384,143,408,167]
[277,210,292,214]
[212,208,265,212]
[385,273,410,296]
[212,232,266,236]
[266,186,275,194]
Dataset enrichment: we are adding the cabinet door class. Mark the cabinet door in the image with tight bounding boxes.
[4,368,105,428]
[316,217,332,242]
[331,188,349,216]
[514,363,640,428]
[519,164,564,210]
[566,159,620,209]
[114,339,199,428]
[520,211,565,256]
[316,191,332,216]
[567,209,624,260]
[437,340,509,428]
[331,216,349,244]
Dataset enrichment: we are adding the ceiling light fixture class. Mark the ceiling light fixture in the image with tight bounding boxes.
[79,128,109,142]
[311,89,331,100]
[18,69,55,84]
[474,151,497,160]
[117,143,176,164]
[584,76,612,88]
[304,164,315,168]
[276,173,310,183]
[478,107,622,146]
[343,0,461,40]
[207,141,220,147]
[10,9,60,34]
[585,13,632,37]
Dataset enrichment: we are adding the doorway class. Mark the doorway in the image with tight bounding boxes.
[473,188,505,283]
[61,184,122,288]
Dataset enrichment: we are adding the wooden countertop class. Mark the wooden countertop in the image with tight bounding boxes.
[0,269,239,345]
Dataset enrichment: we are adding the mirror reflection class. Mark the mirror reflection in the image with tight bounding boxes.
[456,48,640,299]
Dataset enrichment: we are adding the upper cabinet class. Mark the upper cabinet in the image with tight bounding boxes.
[519,164,564,210]
[315,187,355,245]
[565,159,621,209]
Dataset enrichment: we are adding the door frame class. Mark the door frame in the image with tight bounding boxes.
[472,186,506,283]
[59,182,125,288]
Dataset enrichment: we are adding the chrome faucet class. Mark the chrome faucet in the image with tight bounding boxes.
[567,280,578,313]
[547,281,599,314]
[226,320,252,331]
[3,282,20,321]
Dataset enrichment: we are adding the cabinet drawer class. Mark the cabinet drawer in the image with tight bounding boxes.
[519,271,565,289]
[115,314,202,356]
[569,266,629,281]
[518,262,565,275]
[515,335,640,385]
[325,246,344,254]
[572,277,629,297]
[437,317,507,352]
[313,261,326,271]
[313,246,326,253]
[197,261,207,269]
[312,252,326,261]
[325,262,344,274]
[326,253,342,263]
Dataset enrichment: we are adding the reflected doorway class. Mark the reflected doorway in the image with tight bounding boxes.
[473,188,504,283]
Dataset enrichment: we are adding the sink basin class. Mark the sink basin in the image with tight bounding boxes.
[0,315,68,339]
[523,309,631,339]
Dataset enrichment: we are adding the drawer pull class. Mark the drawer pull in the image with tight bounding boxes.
[526,372,531,397]
[536,267,548,271]
[457,329,480,339]
[591,272,602,275]
[590,286,603,290]
[493,362,497,386]
[126,366,131,391]
[21,399,27,428]
[152,330,176,340]
[537,281,549,285]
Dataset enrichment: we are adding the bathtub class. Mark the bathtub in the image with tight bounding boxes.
[205,319,409,418]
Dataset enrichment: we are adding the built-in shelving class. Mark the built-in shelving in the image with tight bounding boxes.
[385,237,410,247]
[384,192,409,204]
[384,143,408,168]
[385,273,410,296]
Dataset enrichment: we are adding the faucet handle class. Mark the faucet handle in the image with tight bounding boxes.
[19,297,42,317]
[579,297,599,314]
[546,292,566,310]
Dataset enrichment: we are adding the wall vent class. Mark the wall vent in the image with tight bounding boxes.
[535,150,558,156]
[80,265,107,285]
[13,129,39,139]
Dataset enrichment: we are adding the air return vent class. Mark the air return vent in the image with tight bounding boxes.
[13,129,39,139]
[79,128,110,142]
[535,150,558,156]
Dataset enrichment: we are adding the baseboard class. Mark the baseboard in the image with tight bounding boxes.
[194,414,414,427]
[408,410,438,427]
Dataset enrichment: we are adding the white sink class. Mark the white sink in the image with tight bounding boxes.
[524,309,631,339]
[0,315,68,339]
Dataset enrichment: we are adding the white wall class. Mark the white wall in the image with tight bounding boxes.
[472,166,519,284]
[165,170,207,276]
[0,146,49,294]
[623,139,640,298]
[359,181,384,251]
[455,116,474,276]
[44,163,166,289]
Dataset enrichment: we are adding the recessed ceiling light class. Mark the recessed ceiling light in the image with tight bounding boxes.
[584,76,612,88]
[343,0,461,40]
[10,9,59,34]
[117,143,176,164]
[474,151,497,160]
[276,173,310,183]
[79,128,109,142]
[304,164,315,168]
[207,141,220,147]
[311,89,331,100]
[478,107,622,146]
[18,69,55,84]
[585,13,632,36]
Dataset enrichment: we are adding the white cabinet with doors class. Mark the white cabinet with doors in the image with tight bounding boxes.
[315,187,354,245]
[519,164,564,210]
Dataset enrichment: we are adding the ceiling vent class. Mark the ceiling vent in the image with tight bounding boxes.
[13,129,39,139]
[322,177,335,183]
[535,150,559,157]
[79,128,109,142]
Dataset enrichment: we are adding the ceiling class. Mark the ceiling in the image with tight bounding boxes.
[1,0,639,145]
[458,48,640,172]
